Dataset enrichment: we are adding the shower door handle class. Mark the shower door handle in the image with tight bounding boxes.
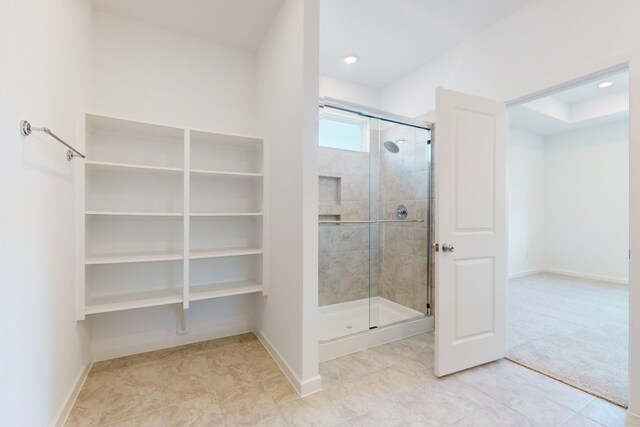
[442,243,455,253]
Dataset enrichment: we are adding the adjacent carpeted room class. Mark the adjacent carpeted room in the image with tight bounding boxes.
[507,72,630,408]
[507,273,629,407]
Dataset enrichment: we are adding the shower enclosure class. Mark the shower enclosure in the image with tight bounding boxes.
[318,99,432,343]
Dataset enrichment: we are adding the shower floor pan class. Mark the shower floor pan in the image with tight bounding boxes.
[318,297,433,361]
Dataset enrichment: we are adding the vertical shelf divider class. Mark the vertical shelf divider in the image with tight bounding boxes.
[261,138,267,297]
[183,128,190,309]
[76,111,87,321]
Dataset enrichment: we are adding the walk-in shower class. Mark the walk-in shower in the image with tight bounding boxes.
[317,98,433,356]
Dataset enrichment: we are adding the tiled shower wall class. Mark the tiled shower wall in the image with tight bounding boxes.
[379,125,430,314]
[318,147,370,306]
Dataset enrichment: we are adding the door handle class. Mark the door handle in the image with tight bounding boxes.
[442,243,455,253]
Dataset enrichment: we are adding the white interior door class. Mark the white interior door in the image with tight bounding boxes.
[434,87,507,376]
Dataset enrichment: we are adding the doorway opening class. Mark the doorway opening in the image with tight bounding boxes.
[507,70,630,407]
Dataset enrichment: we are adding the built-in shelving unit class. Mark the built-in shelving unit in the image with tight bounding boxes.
[79,113,265,319]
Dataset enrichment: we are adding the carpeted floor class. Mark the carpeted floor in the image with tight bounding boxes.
[507,272,629,407]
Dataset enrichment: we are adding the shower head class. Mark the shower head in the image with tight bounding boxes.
[383,140,399,153]
[383,139,404,154]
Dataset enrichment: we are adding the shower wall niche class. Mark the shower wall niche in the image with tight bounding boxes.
[318,109,431,342]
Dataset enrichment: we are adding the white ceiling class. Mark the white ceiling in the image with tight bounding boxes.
[320,0,534,88]
[91,0,285,52]
[552,72,629,105]
[509,71,629,136]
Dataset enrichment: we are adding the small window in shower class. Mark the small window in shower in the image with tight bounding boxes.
[319,110,369,152]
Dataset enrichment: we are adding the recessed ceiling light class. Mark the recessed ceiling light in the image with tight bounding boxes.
[598,81,613,89]
[343,54,359,64]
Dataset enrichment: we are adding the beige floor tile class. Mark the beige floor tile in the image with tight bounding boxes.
[453,360,528,400]
[210,362,260,391]
[579,398,634,427]
[491,383,576,427]
[99,384,163,425]
[458,398,538,427]
[102,411,162,426]
[217,382,277,423]
[76,370,112,407]
[263,375,300,406]
[68,332,631,427]
[278,392,345,427]
[159,373,214,403]
[562,412,609,427]
[159,353,210,379]
[250,355,284,381]
[227,406,289,427]
[325,373,396,420]
[112,361,162,389]
[65,404,103,427]
[344,403,406,427]
[201,400,227,426]
[162,394,218,427]
[523,369,595,411]
[204,345,250,369]
[391,388,466,426]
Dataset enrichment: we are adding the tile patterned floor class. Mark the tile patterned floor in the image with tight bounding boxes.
[66,332,640,427]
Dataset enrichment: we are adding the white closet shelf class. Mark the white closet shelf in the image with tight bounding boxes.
[190,248,262,260]
[86,211,184,217]
[190,169,263,178]
[85,160,183,173]
[190,212,262,217]
[86,251,183,265]
[190,280,263,302]
[85,288,182,315]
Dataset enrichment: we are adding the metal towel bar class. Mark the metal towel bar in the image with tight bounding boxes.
[20,120,85,161]
[319,219,424,224]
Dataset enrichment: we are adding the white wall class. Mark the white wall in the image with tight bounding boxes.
[320,75,380,108]
[378,0,640,413]
[256,0,321,395]
[508,128,546,276]
[0,0,93,425]
[87,11,261,359]
[545,121,629,283]
[91,12,257,135]
[508,121,629,283]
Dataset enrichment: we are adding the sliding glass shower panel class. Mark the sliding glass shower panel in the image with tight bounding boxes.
[318,108,371,341]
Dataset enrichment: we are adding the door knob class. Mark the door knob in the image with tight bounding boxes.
[442,243,455,253]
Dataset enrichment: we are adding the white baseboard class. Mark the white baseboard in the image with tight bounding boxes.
[543,268,628,285]
[91,317,254,361]
[255,330,323,397]
[319,315,434,362]
[509,268,546,279]
[54,360,92,427]
[509,268,628,285]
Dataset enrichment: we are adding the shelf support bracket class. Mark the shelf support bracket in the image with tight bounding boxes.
[176,305,189,335]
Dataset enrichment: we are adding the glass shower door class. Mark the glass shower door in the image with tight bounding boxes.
[368,118,431,330]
